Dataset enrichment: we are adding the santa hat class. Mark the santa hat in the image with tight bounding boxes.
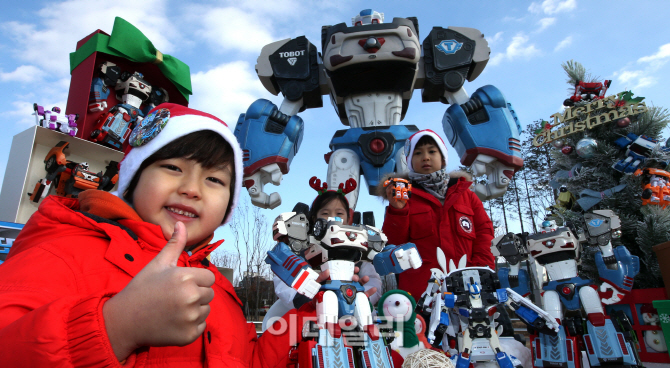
[404,129,449,172]
[114,103,243,225]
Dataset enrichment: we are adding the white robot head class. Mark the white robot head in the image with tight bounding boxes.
[352,9,384,26]
[116,71,152,108]
[467,282,481,300]
[541,219,558,233]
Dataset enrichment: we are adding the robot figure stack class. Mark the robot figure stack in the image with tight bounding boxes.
[265,180,422,368]
[418,251,559,368]
[234,9,523,209]
[493,210,643,367]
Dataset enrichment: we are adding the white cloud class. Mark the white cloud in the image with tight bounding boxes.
[2,0,175,76]
[615,70,657,90]
[189,61,277,125]
[489,33,541,66]
[537,17,556,31]
[554,36,573,51]
[486,32,503,46]
[190,7,277,54]
[612,42,670,91]
[638,43,670,67]
[0,65,46,83]
[528,0,577,15]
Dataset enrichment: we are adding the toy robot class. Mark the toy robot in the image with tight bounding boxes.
[423,253,559,368]
[563,80,612,107]
[33,103,79,137]
[27,141,119,203]
[635,167,670,208]
[613,133,670,174]
[88,62,169,150]
[491,232,533,299]
[234,9,523,209]
[527,209,641,367]
[266,196,422,368]
[383,178,412,202]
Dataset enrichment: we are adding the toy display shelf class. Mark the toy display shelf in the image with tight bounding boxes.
[0,125,124,224]
[606,287,670,363]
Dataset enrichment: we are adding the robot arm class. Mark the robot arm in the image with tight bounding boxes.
[265,242,320,298]
[582,209,640,304]
[234,99,305,209]
[501,287,559,336]
[442,85,523,201]
[372,243,422,276]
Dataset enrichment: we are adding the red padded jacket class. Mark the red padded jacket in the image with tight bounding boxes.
[382,177,495,299]
[0,191,311,367]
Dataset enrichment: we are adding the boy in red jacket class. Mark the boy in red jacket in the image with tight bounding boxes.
[0,103,312,367]
[381,129,495,299]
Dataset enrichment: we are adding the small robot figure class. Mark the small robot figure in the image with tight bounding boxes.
[33,103,79,137]
[88,62,169,150]
[613,133,670,174]
[527,209,641,368]
[234,9,523,209]
[563,80,612,107]
[383,178,412,202]
[635,167,670,208]
[424,254,559,368]
[491,232,532,298]
[27,141,119,203]
[266,182,422,368]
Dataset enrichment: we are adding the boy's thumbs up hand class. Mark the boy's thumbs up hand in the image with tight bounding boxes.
[103,222,216,362]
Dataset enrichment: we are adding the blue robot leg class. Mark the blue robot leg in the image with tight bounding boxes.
[583,319,638,366]
[313,329,356,368]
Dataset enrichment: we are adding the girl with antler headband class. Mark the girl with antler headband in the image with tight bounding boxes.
[262,177,383,331]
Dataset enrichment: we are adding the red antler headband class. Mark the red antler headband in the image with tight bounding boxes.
[309,176,357,196]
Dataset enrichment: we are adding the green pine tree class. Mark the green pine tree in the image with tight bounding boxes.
[528,61,670,288]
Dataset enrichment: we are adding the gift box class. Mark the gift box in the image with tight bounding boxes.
[65,17,191,149]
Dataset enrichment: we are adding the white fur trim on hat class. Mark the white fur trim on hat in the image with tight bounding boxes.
[113,103,243,225]
[404,129,449,173]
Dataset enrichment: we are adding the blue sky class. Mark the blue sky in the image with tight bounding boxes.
[1,0,670,258]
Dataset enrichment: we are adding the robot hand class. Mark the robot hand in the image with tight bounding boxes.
[470,155,515,201]
[394,247,422,270]
[442,85,523,201]
[290,268,321,298]
[244,163,283,209]
[88,100,107,113]
[599,282,626,305]
[234,99,305,209]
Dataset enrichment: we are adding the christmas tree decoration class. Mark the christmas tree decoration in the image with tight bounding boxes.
[561,145,573,154]
[617,117,631,127]
[635,167,670,208]
[575,137,598,158]
[613,133,670,174]
[552,139,565,149]
[555,186,576,210]
[576,184,627,211]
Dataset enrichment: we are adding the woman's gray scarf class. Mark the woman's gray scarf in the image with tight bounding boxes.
[409,169,450,200]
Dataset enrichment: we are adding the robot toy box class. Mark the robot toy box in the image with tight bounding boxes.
[65,17,191,150]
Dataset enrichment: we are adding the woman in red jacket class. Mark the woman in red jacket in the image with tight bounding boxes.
[380,129,495,299]
[0,104,313,367]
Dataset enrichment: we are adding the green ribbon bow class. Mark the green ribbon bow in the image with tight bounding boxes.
[70,17,192,101]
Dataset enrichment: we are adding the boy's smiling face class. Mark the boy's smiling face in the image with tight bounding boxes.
[411,143,444,174]
[132,157,231,246]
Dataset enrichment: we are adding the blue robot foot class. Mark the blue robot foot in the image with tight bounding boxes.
[495,351,516,368]
[454,352,471,368]
[360,333,394,368]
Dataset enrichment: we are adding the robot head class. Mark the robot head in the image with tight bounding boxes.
[467,281,481,300]
[116,71,152,107]
[51,107,61,114]
[352,9,384,26]
[541,219,558,233]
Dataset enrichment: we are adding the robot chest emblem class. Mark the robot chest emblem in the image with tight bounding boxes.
[436,40,463,55]
[459,216,473,233]
[345,231,357,241]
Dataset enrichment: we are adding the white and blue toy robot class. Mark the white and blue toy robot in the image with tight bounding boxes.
[265,205,422,368]
[422,254,559,368]
[613,133,670,174]
[234,9,523,209]
[526,209,641,367]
